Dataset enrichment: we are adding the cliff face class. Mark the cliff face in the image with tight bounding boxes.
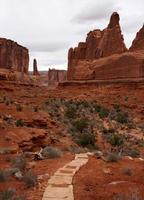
[130,25,144,51]
[67,12,144,82]
[68,12,127,80]
[0,38,29,74]
[48,69,67,86]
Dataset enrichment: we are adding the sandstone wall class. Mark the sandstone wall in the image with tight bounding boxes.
[67,12,144,82]
[70,52,144,81]
[48,69,67,86]
[0,38,29,73]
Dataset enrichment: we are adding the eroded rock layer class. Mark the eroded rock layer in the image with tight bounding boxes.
[67,12,144,82]
[48,69,67,86]
[130,25,144,51]
[0,38,29,73]
[70,51,144,81]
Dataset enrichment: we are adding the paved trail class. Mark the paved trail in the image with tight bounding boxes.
[42,153,90,200]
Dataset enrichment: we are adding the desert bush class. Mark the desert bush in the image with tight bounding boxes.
[11,155,27,171]
[0,170,9,182]
[106,152,121,162]
[109,134,124,147]
[41,146,62,159]
[23,171,37,188]
[16,104,23,112]
[15,119,24,127]
[93,103,101,113]
[0,148,11,154]
[65,104,77,119]
[102,128,116,134]
[33,106,38,112]
[0,188,15,200]
[0,188,26,200]
[75,132,96,148]
[98,107,109,119]
[5,100,10,106]
[113,190,142,200]
[113,104,121,112]
[122,168,132,176]
[129,149,140,158]
[72,118,89,133]
[116,112,129,124]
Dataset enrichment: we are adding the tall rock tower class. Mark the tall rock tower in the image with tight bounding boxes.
[33,59,40,76]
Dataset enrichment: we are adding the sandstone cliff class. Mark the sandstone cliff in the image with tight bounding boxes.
[68,12,127,80]
[48,69,67,86]
[67,12,144,82]
[0,38,29,73]
[130,25,144,51]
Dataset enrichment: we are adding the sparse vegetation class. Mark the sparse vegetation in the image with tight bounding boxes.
[23,171,37,188]
[109,134,124,147]
[106,152,121,162]
[15,119,24,127]
[16,104,23,112]
[75,132,96,149]
[0,188,25,200]
[11,155,27,171]
[41,146,62,159]
[116,112,129,124]
[122,168,132,176]
[72,118,89,133]
[0,170,9,182]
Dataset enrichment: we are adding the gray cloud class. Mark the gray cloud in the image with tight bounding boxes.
[72,0,118,23]
[0,0,144,71]
[27,41,70,52]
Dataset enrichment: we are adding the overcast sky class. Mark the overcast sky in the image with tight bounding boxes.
[0,0,144,71]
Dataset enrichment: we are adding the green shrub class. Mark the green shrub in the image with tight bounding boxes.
[15,119,24,127]
[113,104,121,112]
[76,132,96,148]
[99,107,109,119]
[109,134,124,147]
[93,104,101,113]
[16,104,23,112]
[116,112,129,124]
[41,146,62,159]
[23,171,37,188]
[65,104,77,119]
[73,118,89,133]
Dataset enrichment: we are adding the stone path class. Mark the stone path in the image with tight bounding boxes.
[42,153,90,200]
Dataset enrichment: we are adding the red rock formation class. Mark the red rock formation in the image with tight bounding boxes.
[0,38,29,73]
[130,25,144,51]
[33,59,40,76]
[68,12,127,80]
[48,69,67,86]
[70,51,144,81]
